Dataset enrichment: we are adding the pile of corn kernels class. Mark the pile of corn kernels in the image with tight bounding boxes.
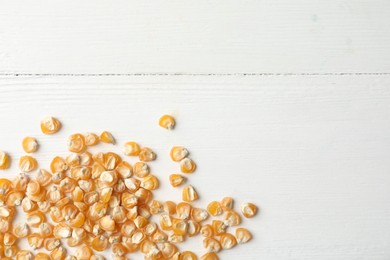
[0,115,258,260]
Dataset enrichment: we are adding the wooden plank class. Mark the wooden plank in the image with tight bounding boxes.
[0,75,389,259]
[0,1,389,74]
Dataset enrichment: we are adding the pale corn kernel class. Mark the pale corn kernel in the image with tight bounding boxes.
[39,223,53,237]
[0,151,10,170]
[35,252,51,260]
[124,177,140,192]
[66,153,80,167]
[191,207,209,222]
[37,201,51,213]
[6,191,24,206]
[235,228,252,244]
[22,137,39,153]
[0,206,11,217]
[200,252,219,260]
[99,170,118,187]
[4,244,19,257]
[75,245,93,260]
[133,162,150,178]
[121,192,138,208]
[111,206,127,224]
[65,256,77,260]
[4,232,17,246]
[40,116,61,135]
[170,146,189,162]
[149,200,163,215]
[68,133,87,153]
[212,220,227,236]
[91,255,106,260]
[203,237,222,253]
[50,156,68,173]
[71,186,84,202]
[180,158,196,173]
[141,174,159,190]
[99,187,113,204]
[53,223,72,239]
[85,132,100,146]
[116,161,133,179]
[79,151,93,166]
[140,239,158,255]
[144,222,157,236]
[59,177,76,193]
[49,206,64,223]
[139,147,157,162]
[44,238,61,251]
[159,114,176,130]
[169,174,186,187]
[69,212,86,228]
[103,152,122,170]
[19,156,38,173]
[207,201,223,216]
[240,202,258,218]
[0,217,11,233]
[123,142,141,156]
[176,202,192,220]
[13,223,30,238]
[134,215,148,229]
[112,242,128,256]
[99,215,116,232]
[138,203,152,218]
[62,204,78,220]
[172,218,188,236]
[182,185,198,202]
[135,187,152,204]
[92,235,109,252]
[36,169,52,187]
[180,251,198,260]
[120,220,136,237]
[200,224,214,238]
[221,197,234,210]
[224,210,241,226]
[27,233,44,249]
[163,201,177,215]
[187,220,201,237]
[99,131,115,144]
[152,229,168,243]
[157,242,178,258]
[168,233,185,244]
[159,214,173,231]
[50,246,67,260]
[26,211,46,227]
[220,233,237,250]
[114,179,126,193]
[16,250,34,260]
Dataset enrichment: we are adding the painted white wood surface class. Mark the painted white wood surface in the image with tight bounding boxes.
[0,76,389,259]
[1,0,390,74]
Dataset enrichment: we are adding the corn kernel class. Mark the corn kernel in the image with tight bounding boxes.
[0,151,10,170]
[22,137,39,153]
[85,132,100,146]
[182,185,198,202]
[159,114,176,130]
[207,201,223,216]
[203,237,221,253]
[221,197,234,210]
[224,210,241,226]
[123,141,141,156]
[169,174,185,187]
[170,146,189,162]
[40,116,61,135]
[200,252,219,260]
[19,156,38,173]
[133,162,150,178]
[180,251,197,260]
[68,133,87,153]
[99,131,115,144]
[180,158,196,173]
[220,233,237,250]
[240,202,258,218]
[139,147,156,162]
[235,228,252,244]
[141,174,159,190]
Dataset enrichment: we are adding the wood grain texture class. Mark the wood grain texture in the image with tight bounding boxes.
[0,75,389,259]
[0,0,390,74]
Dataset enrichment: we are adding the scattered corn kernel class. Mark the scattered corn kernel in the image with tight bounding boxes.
[207,201,223,216]
[139,147,156,162]
[180,158,196,173]
[40,116,61,134]
[84,132,100,146]
[240,202,258,218]
[170,146,189,162]
[22,137,39,153]
[0,151,10,170]
[123,142,141,156]
[235,228,252,244]
[159,114,176,130]
[99,131,115,144]
[169,174,186,187]
[182,185,198,202]
[19,156,38,173]
[68,134,87,153]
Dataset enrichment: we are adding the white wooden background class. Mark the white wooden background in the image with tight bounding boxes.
[1,1,390,259]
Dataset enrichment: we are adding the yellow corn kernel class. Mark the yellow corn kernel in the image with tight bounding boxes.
[69,212,86,228]
[16,250,34,260]
[99,170,118,187]
[40,116,61,135]
[170,146,189,162]
[159,214,173,231]
[99,131,115,144]
[224,210,241,226]
[36,169,52,187]
[37,201,51,213]
[200,252,219,260]
[139,147,156,162]
[50,156,68,173]
[135,187,152,204]
[220,233,237,250]
[50,246,67,260]
[111,206,127,224]
[163,201,177,215]
[182,185,198,202]
[176,202,192,220]
[159,114,176,130]
[141,174,159,190]
[0,151,10,170]
[27,233,44,249]
[240,202,258,218]
[35,252,51,260]
[123,142,141,156]
[3,232,17,246]
[84,132,100,146]
[172,218,188,236]
[4,244,19,258]
[180,251,198,260]
[67,133,87,153]
[200,224,214,238]
[120,220,136,237]
[169,174,186,187]
[92,235,108,251]
[22,137,39,153]
[151,228,168,243]
[38,223,53,238]
[157,242,178,259]
[13,223,29,238]
[191,207,209,222]
[26,211,46,228]
[121,192,138,208]
[207,201,223,216]
[59,177,76,193]
[116,161,133,178]
[221,197,234,210]
[168,233,185,244]
[44,237,61,251]
[46,186,63,204]
[180,158,196,173]
[112,243,128,256]
[187,220,200,237]
[144,222,157,236]
[75,245,93,260]
[149,200,163,215]
[6,191,24,206]
[140,239,159,255]
[133,162,150,178]
[203,237,222,253]
[212,220,227,236]
[53,223,72,239]
[19,156,38,173]
[99,215,116,232]
[235,228,252,244]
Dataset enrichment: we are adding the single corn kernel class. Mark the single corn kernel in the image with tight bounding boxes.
[35,253,51,260]
[6,191,24,206]
[182,185,198,202]
[224,210,241,226]
[50,246,67,260]
[92,235,108,251]
[111,206,127,224]
[235,228,252,244]
[180,251,198,260]
[220,233,237,250]
[211,220,227,236]
[68,134,87,153]
[172,218,188,236]
[50,156,68,173]
[139,147,157,162]
[84,132,100,146]
[168,233,185,244]
[157,242,178,258]
[149,200,163,215]
[169,174,186,187]
[163,201,177,215]
[221,197,234,210]
[75,245,93,260]
[200,252,219,260]
[123,142,141,156]
[22,137,39,153]
[53,223,72,239]
[40,116,61,135]
[203,237,222,253]
[191,208,209,222]
[187,220,201,237]
[133,162,150,178]
[19,156,38,173]
[159,214,173,231]
[180,158,196,173]
[240,202,258,218]
[13,223,30,238]
[207,201,223,216]
[170,146,189,162]
[39,223,53,237]
[27,233,44,249]
[26,211,46,227]
[16,250,34,260]
[159,114,176,130]
[141,174,159,190]
[99,215,116,232]
[200,224,214,238]
[116,161,133,179]
[0,151,10,170]
[99,131,115,144]
[176,202,192,220]
[112,243,128,256]
[4,232,17,246]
